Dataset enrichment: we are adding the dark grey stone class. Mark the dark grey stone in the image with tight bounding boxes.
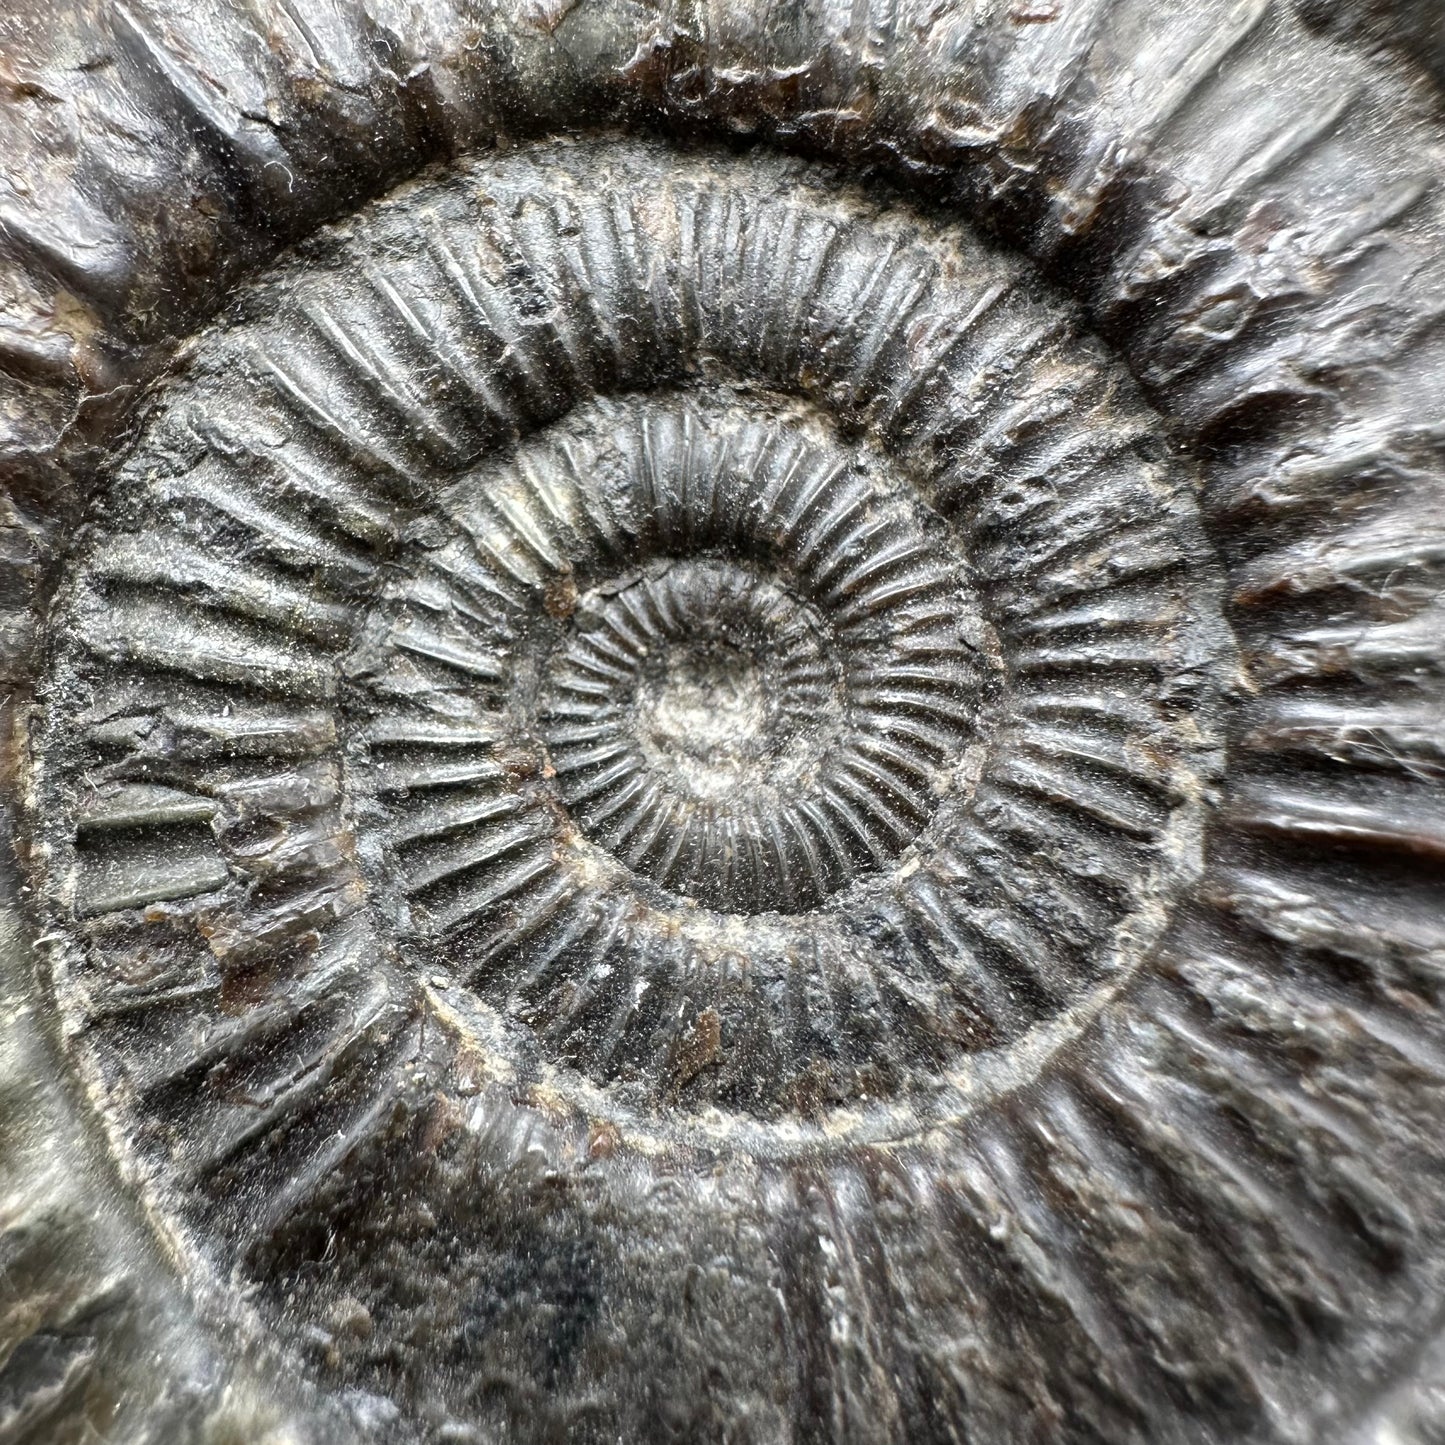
[0,3,1443,1442]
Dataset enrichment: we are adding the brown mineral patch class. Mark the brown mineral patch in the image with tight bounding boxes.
[543,571,579,620]
[669,1008,723,1095]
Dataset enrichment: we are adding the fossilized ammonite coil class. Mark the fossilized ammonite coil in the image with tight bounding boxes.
[33,145,1226,1137]
[5,4,1445,1445]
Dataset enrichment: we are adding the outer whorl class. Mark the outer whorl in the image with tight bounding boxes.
[1,5,1444,1445]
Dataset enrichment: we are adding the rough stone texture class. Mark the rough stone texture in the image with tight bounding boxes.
[1,3,1444,1443]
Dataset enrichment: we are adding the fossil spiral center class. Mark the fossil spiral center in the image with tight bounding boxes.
[541,558,870,908]
[589,566,812,798]
[638,642,769,781]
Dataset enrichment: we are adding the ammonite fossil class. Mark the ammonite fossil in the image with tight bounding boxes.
[1,3,1443,1443]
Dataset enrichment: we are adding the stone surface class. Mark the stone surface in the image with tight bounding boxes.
[1,4,1444,1443]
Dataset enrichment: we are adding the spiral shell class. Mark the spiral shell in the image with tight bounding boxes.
[33,145,1226,1146]
[2,5,1445,1445]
